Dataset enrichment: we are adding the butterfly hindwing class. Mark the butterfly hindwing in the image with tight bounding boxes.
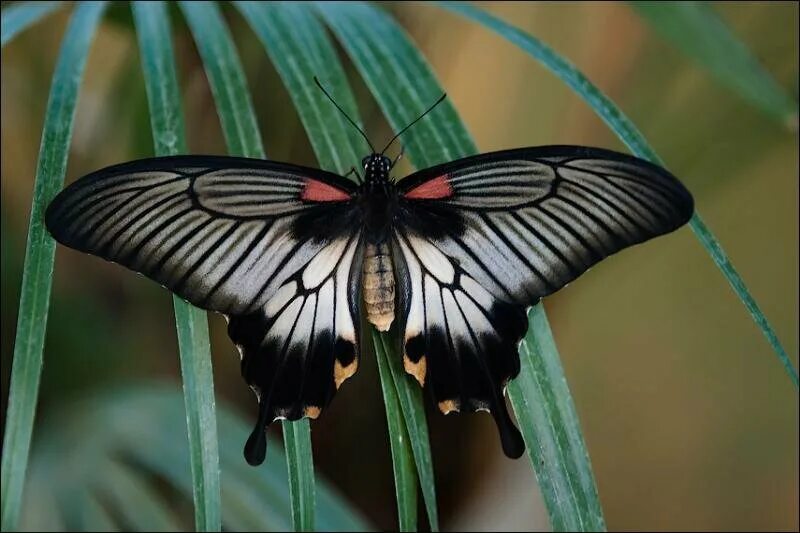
[392,228,528,458]
[395,146,694,457]
[231,232,364,465]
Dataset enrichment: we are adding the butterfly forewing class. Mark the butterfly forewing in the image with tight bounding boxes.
[394,146,693,457]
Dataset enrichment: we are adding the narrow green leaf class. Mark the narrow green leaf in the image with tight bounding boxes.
[0,3,107,531]
[24,385,372,531]
[1,1,63,47]
[282,420,316,532]
[439,0,798,388]
[132,3,222,531]
[94,460,183,532]
[378,331,437,529]
[78,494,119,531]
[507,306,605,531]
[314,3,446,530]
[233,3,413,528]
[631,1,798,129]
[233,1,365,179]
[179,1,264,159]
[178,2,317,528]
[373,332,419,532]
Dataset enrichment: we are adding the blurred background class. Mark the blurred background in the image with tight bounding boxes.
[1,1,797,531]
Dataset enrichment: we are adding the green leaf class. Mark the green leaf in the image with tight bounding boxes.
[373,332,419,532]
[232,1,366,180]
[22,384,371,531]
[93,460,183,532]
[313,3,449,530]
[507,306,605,531]
[0,3,107,531]
[177,2,317,529]
[1,1,63,48]
[232,2,417,528]
[630,1,798,130]
[438,0,798,389]
[131,3,222,531]
[178,0,264,160]
[282,420,316,532]
[378,331,438,530]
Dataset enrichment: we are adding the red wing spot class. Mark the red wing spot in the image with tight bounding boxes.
[301,179,351,202]
[404,175,453,200]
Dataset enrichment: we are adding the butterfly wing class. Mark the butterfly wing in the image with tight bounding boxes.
[393,146,694,458]
[46,155,363,464]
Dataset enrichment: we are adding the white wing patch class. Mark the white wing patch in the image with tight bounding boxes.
[230,233,363,465]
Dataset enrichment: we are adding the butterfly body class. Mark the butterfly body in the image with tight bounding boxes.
[46,145,693,466]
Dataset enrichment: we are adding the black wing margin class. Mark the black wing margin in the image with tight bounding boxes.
[394,146,694,458]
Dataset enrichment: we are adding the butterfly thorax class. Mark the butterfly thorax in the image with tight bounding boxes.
[359,154,397,244]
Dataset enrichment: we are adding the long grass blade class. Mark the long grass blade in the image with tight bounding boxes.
[94,460,183,532]
[507,306,606,531]
[373,333,419,531]
[316,1,603,530]
[313,5,446,529]
[177,2,318,529]
[0,3,107,530]
[25,385,372,531]
[132,4,222,531]
[233,3,416,528]
[0,1,63,47]
[282,420,316,531]
[438,0,798,389]
[630,1,798,129]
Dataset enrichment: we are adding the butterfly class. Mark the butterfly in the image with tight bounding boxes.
[45,80,694,466]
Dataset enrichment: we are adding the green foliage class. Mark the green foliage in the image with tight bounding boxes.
[631,1,798,129]
[0,3,107,530]
[132,2,222,530]
[2,2,795,532]
[0,1,63,47]
[19,385,369,531]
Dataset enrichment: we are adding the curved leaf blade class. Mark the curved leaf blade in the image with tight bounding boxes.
[23,385,371,531]
[374,333,419,532]
[631,1,798,129]
[1,1,63,48]
[179,0,264,160]
[438,0,798,389]
[132,2,222,531]
[93,460,183,532]
[0,3,107,530]
[507,306,605,531]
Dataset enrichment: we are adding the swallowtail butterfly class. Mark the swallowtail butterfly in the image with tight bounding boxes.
[45,80,694,465]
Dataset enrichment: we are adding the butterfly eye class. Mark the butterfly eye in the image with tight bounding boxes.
[362,156,371,169]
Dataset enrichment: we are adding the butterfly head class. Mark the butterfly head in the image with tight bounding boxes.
[362,154,393,184]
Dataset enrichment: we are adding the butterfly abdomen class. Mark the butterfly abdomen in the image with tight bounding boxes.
[363,242,395,331]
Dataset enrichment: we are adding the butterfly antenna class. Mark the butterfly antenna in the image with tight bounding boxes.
[314,77,375,153]
[381,92,447,155]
